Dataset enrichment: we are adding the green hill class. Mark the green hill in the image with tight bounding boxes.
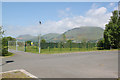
[52,26,104,42]
[17,34,36,41]
[17,26,104,42]
[42,33,60,42]
[17,33,60,42]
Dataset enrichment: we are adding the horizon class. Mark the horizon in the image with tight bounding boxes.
[2,2,118,38]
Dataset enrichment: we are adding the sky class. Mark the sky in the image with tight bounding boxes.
[2,2,118,37]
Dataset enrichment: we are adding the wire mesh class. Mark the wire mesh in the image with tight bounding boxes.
[8,41,97,54]
[8,41,25,51]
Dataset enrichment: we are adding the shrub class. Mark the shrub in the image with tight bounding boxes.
[2,37,16,56]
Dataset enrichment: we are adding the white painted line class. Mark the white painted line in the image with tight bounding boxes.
[20,69,38,78]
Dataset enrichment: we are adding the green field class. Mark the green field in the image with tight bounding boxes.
[28,47,97,54]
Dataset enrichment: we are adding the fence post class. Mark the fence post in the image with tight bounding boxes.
[86,42,88,50]
[8,41,9,50]
[60,42,62,51]
[70,42,72,51]
[88,43,90,50]
[16,40,18,51]
[24,41,26,52]
[79,43,80,51]
[36,42,38,52]
[49,42,50,52]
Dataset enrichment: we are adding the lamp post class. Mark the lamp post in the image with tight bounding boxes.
[38,21,42,53]
[38,34,41,53]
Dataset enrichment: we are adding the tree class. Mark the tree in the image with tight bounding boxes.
[2,37,9,56]
[0,26,4,56]
[62,33,66,43]
[97,39,104,50]
[41,39,46,43]
[0,26,16,56]
[26,41,32,46]
[40,39,46,49]
[67,40,72,43]
[2,37,16,56]
[0,26,5,36]
[81,40,87,48]
[60,33,66,48]
[104,10,120,49]
[7,36,16,41]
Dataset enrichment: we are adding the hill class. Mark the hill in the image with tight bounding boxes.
[52,26,104,42]
[17,33,60,42]
[42,33,60,42]
[17,26,104,42]
[17,34,36,41]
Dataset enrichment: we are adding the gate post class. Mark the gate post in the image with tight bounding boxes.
[70,42,72,51]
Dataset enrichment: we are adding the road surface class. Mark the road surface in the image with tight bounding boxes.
[2,50,118,78]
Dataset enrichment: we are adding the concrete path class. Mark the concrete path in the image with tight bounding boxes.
[2,50,118,78]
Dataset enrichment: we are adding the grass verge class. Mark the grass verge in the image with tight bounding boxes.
[26,48,118,54]
[1,71,32,78]
[0,52,14,58]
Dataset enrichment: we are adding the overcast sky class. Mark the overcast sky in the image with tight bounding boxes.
[2,2,118,37]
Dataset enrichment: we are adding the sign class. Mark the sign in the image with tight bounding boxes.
[31,42,33,46]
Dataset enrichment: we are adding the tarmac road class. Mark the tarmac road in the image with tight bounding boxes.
[2,50,118,78]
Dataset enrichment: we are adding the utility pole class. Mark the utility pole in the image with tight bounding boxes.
[38,21,42,53]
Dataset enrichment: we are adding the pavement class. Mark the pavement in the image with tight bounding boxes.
[1,49,118,78]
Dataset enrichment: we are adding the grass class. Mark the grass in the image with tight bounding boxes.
[8,46,118,54]
[5,52,15,57]
[24,46,118,54]
[25,46,97,54]
[1,52,14,57]
[1,71,32,78]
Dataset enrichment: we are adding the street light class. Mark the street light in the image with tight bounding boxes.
[38,21,42,53]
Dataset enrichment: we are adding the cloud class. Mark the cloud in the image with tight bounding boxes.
[58,7,72,18]
[56,7,112,30]
[107,2,116,10]
[114,6,118,10]
[5,6,112,37]
[109,2,115,7]
[66,8,70,11]
[91,3,99,9]
[87,7,107,16]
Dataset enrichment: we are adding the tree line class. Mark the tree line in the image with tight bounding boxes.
[97,10,120,49]
[0,26,16,56]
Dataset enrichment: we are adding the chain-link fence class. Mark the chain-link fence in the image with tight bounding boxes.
[8,41,97,54]
[8,41,25,51]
